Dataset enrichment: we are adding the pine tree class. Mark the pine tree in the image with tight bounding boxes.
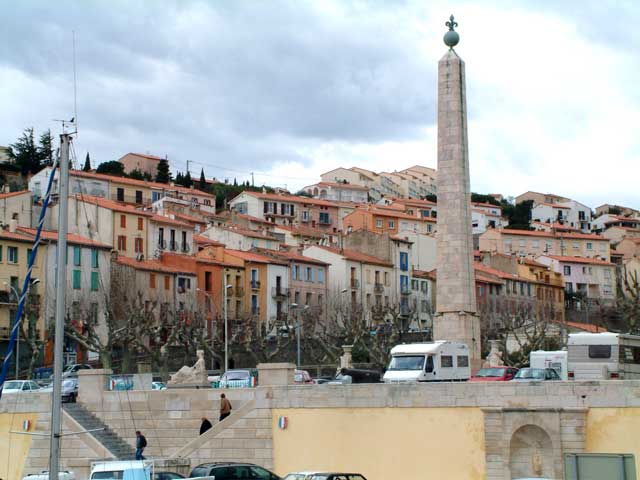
[183,171,193,188]
[175,172,184,186]
[156,158,172,184]
[9,128,40,175]
[199,168,207,190]
[38,130,55,166]
[233,177,238,186]
[83,152,92,171]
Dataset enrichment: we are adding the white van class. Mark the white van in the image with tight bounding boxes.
[530,350,568,380]
[568,332,640,380]
[383,341,470,383]
[90,461,152,480]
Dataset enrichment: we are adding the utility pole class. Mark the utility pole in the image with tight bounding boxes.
[251,172,254,187]
[49,133,70,480]
[186,159,190,176]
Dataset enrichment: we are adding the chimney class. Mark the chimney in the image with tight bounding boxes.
[9,218,17,233]
[3,185,9,193]
[262,187,267,194]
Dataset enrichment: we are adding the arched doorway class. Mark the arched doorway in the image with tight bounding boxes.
[509,424,554,479]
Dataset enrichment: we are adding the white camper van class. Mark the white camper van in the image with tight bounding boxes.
[383,341,470,383]
[568,332,640,380]
[530,350,568,380]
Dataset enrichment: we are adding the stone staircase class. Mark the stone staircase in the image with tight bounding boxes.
[63,403,137,460]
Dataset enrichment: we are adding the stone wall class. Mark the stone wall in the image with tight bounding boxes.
[5,380,640,480]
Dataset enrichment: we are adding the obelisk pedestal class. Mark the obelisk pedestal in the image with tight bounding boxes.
[433,16,482,371]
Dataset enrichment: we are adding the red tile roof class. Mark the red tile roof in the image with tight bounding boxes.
[220,226,279,241]
[313,246,393,267]
[563,320,607,333]
[17,227,112,249]
[225,249,288,265]
[114,255,194,274]
[0,190,30,200]
[150,214,193,228]
[272,224,326,238]
[194,235,224,247]
[472,202,502,209]
[69,169,214,198]
[545,255,613,266]
[255,248,330,266]
[0,230,38,243]
[73,194,153,216]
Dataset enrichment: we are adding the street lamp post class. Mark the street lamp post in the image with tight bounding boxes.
[197,288,216,370]
[223,283,232,373]
[4,278,40,379]
[290,303,309,368]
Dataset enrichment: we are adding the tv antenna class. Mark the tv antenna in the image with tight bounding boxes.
[53,30,78,136]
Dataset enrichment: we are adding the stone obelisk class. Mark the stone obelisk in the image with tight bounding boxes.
[434,15,481,369]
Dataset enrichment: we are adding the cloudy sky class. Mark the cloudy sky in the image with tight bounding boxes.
[1,1,638,207]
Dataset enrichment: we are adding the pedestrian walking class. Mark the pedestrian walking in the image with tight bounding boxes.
[219,393,232,421]
[200,417,213,435]
[135,430,147,460]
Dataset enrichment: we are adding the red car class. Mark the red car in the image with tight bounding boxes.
[469,366,519,382]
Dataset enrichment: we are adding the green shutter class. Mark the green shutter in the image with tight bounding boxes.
[91,271,99,291]
[73,246,81,266]
[73,270,81,290]
[0,245,2,261]
[91,249,99,268]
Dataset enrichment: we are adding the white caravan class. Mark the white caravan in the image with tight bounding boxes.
[530,350,568,380]
[383,341,470,383]
[568,332,640,380]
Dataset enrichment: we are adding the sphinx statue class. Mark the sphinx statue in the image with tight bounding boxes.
[168,349,208,386]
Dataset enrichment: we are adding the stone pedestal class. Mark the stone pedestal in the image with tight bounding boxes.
[257,363,295,386]
[340,345,353,370]
[78,368,112,404]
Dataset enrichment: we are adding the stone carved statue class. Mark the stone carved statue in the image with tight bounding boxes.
[483,340,504,367]
[168,349,208,385]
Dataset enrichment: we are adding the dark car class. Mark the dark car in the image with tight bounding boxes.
[329,368,381,385]
[153,472,185,480]
[190,463,279,480]
[511,367,561,381]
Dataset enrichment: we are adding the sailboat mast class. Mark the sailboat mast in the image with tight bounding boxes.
[49,133,71,480]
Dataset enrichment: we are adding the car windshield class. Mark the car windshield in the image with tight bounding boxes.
[189,467,209,478]
[224,371,249,380]
[3,381,21,389]
[515,368,545,380]
[92,471,124,480]
[294,373,303,382]
[474,368,505,378]
[387,355,425,371]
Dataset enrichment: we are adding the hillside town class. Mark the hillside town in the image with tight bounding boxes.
[1,149,637,375]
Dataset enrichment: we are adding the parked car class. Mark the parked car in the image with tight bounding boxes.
[41,377,79,402]
[190,462,279,479]
[511,368,560,381]
[313,377,332,385]
[23,471,76,480]
[90,460,151,480]
[283,473,367,480]
[152,381,167,390]
[2,380,41,393]
[33,367,54,387]
[294,369,314,384]
[153,472,184,480]
[469,366,519,382]
[329,368,381,385]
[57,363,92,379]
[218,370,257,388]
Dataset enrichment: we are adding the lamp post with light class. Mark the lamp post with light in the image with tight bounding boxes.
[290,303,309,368]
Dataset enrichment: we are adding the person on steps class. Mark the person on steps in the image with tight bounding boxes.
[200,417,213,435]
[219,393,232,421]
[135,430,147,460]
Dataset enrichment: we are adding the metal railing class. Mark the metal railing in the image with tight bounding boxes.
[350,278,359,289]
[158,239,167,250]
[235,286,244,297]
[271,287,290,298]
[181,242,190,253]
[374,283,384,293]
[251,280,261,290]
[169,240,178,251]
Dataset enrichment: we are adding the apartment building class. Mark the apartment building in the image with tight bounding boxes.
[592,214,640,234]
[616,237,640,260]
[472,202,506,234]
[595,203,640,218]
[303,182,369,203]
[479,229,611,261]
[229,191,340,232]
[0,190,32,227]
[343,206,436,235]
[409,269,435,331]
[537,255,616,303]
[516,191,569,205]
[149,215,194,257]
[302,245,394,322]
[387,198,437,220]
[203,224,280,251]
[118,152,163,177]
[225,250,289,334]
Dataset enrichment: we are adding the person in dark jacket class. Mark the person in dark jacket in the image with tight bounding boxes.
[219,393,232,421]
[135,430,147,460]
[199,417,213,435]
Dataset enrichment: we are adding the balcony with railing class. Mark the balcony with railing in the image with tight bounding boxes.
[111,193,151,206]
[226,286,235,297]
[271,287,290,299]
[350,278,360,289]
[157,239,167,250]
[374,283,384,294]
[235,286,244,297]
[181,241,191,253]
[401,285,411,296]
[169,240,178,251]
[251,280,261,290]
[0,291,16,305]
